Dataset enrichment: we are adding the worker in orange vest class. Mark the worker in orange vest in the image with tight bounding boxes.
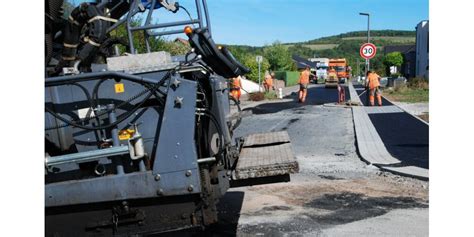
[298,66,310,103]
[365,70,382,106]
[264,71,273,92]
[230,75,243,102]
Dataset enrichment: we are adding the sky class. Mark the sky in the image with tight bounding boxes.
[71,0,429,46]
[205,0,429,46]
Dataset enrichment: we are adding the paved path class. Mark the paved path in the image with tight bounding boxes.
[348,82,429,180]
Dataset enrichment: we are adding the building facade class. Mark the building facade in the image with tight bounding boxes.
[416,20,429,79]
[384,45,416,79]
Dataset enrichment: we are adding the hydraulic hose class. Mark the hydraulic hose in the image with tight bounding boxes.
[58,2,114,70]
[45,71,172,130]
[46,86,155,131]
[203,111,225,156]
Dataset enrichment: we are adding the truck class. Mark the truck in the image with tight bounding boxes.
[309,58,329,84]
[44,0,298,235]
[329,58,349,84]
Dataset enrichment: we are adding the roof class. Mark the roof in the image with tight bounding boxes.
[292,55,317,69]
[174,37,190,46]
[384,45,416,55]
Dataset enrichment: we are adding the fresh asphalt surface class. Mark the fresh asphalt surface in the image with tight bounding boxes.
[159,83,428,236]
[355,85,429,169]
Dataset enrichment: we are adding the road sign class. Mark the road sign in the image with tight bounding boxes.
[360,43,377,59]
[256,55,263,63]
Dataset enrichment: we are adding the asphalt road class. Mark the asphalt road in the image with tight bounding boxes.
[226,84,428,236]
[163,84,429,236]
[355,85,429,169]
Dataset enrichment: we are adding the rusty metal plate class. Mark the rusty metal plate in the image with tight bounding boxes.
[107,51,178,73]
[243,131,291,147]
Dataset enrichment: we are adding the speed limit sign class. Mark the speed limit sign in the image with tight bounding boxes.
[360,43,377,59]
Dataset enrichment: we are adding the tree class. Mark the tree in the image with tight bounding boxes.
[383,52,404,76]
[263,42,295,71]
[287,44,314,59]
[241,54,270,83]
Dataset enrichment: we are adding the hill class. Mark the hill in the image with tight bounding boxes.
[226,30,417,78]
[304,30,415,44]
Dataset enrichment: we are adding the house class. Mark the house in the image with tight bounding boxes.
[292,55,317,70]
[384,44,416,78]
[174,37,190,46]
[416,20,429,79]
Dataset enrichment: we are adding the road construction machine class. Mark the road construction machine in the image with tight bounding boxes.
[328,58,348,84]
[45,0,298,235]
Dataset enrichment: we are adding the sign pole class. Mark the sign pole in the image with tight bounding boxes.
[256,55,263,92]
[360,42,377,105]
[258,62,261,92]
[367,14,370,73]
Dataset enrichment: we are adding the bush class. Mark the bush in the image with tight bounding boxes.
[408,77,429,90]
[394,85,408,93]
[241,55,270,83]
[391,72,401,78]
[264,91,277,100]
[248,92,265,101]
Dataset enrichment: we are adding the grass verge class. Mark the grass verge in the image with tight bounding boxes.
[383,88,429,103]
[383,77,429,103]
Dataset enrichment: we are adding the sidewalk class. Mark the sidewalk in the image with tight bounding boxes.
[348,82,429,180]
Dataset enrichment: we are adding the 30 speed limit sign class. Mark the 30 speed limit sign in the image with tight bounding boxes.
[360,43,377,59]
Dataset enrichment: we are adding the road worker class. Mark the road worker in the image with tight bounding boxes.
[298,66,311,103]
[264,71,273,92]
[365,70,382,106]
[230,75,243,102]
[270,72,276,90]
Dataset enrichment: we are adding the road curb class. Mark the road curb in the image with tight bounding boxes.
[378,166,429,181]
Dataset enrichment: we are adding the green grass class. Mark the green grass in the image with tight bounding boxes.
[304,44,339,50]
[264,91,278,100]
[341,36,416,43]
[284,44,339,50]
[384,88,429,103]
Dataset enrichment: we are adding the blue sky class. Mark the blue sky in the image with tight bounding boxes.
[72,0,428,46]
[205,0,429,46]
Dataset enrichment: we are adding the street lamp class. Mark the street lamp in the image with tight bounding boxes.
[359,13,370,42]
[359,12,370,105]
[359,12,370,73]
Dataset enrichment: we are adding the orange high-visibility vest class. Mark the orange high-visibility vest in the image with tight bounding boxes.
[299,70,310,84]
[232,76,242,89]
[367,72,380,89]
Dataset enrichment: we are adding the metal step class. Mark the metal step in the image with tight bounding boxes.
[234,131,299,180]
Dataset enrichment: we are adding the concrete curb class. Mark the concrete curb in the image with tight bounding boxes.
[379,166,429,181]
[348,82,429,180]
